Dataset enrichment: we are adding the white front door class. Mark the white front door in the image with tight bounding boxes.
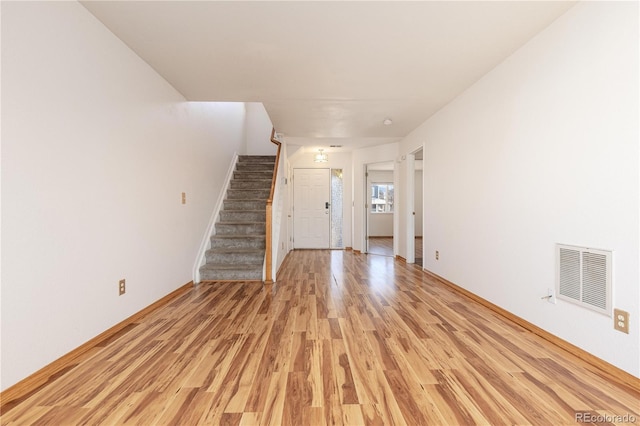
[293,168,330,248]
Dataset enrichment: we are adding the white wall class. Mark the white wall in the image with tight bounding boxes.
[288,147,353,249]
[399,1,639,376]
[397,155,424,259]
[369,214,393,237]
[245,102,277,156]
[1,2,247,390]
[368,170,394,237]
[352,143,399,252]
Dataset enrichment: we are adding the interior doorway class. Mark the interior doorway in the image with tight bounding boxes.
[414,149,424,266]
[406,147,424,265]
[365,161,395,257]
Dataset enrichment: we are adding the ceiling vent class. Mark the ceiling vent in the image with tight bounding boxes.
[556,244,612,316]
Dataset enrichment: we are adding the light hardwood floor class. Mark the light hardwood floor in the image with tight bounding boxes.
[2,250,639,425]
[369,237,423,266]
[368,237,394,257]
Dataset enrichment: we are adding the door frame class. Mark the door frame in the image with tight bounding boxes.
[405,146,424,264]
[364,163,370,253]
[406,154,416,264]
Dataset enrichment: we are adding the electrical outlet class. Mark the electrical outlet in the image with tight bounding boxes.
[435,250,439,260]
[119,279,126,296]
[181,192,186,205]
[614,309,629,334]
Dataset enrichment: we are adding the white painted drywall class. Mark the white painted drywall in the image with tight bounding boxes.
[1,2,247,390]
[287,147,353,249]
[399,1,639,376]
[368,214,394,237]
[245,102,277,156]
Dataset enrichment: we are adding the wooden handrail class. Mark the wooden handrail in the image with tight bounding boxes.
[265,128,281,285]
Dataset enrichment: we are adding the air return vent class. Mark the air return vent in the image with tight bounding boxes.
[556,244,612,316]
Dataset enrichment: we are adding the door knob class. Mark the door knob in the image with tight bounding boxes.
[325,202,330,209]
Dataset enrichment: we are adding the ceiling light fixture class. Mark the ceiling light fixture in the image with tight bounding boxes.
[383,118,393,126]
[314,149,328,163]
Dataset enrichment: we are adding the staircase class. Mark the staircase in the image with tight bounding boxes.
[199,155,276,281]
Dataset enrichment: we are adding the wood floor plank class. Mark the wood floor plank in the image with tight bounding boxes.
[330,339,359,405]
[448,364,531,425]
[319,339,344,425]
[238,411,261,425]
[341,404,365,425]
[360,369,408,425]
[155,387,201,426]
[305,339,324,408]
[259,370,288,426]
[383,334,439,385]
[224,332,270,413]
[29,406,91,426]
[1,406,55,426]
[117,391,170,425]
[3,249,639,425]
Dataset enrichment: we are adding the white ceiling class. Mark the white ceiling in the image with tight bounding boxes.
[82,1,576,150]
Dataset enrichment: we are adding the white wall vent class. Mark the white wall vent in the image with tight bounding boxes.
[556,244,612,316]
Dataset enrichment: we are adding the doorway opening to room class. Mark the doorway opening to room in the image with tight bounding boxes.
[365,162,395,257]
[292,168,343,249]
[407,147,424,266]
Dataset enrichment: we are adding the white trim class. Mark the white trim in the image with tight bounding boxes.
[406,153,416,264]
[393,161,400,257]
[193,153,239,284]
[364,164,370,253]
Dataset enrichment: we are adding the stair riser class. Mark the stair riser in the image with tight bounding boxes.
[224,200,265,211]
[200,269,263,281]
[211,237,265,249]
[230,180,272,190]
[234,171,274,180]
[236,163,274,172]
[227,189,270,200]
[215,223,265,235]
[220,211,266,222]
[206,251,265,264]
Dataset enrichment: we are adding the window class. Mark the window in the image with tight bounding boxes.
[371,183,394,213]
